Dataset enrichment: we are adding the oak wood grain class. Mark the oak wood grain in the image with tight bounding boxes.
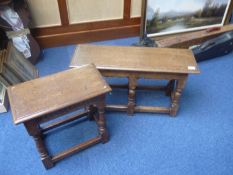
[70,45,199,116]
[8,64,111,124]
[70,45,200,74]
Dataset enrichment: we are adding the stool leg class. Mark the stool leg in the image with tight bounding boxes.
[24,120,54,169]
[128,76,137,116]
[96,96,109,144]
[165,80,175,96]
[87,105,97,121]
[170,76,187,116]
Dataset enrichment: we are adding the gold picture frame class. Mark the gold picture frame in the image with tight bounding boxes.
[141,0,233,40]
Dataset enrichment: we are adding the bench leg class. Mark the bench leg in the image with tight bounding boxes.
[24,120,54,169]
[170,77,187,116]
[128,76,137,116]
[165,80,175,96]
[96,96,109,143]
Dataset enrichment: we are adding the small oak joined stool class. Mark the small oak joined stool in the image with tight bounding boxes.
[7,64,111,169]
[70,45,200,116]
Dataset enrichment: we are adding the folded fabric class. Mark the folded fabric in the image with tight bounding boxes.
[0,7,31,58]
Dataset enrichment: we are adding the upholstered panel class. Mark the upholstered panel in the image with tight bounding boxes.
[131,0,142,17]
[26,0,61,28]
[66,0,124,24]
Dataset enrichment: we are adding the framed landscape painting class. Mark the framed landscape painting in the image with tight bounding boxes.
[145,0,232,37]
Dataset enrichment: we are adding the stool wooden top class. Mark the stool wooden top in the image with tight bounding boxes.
[8,64,111,124]
[70,45,200,74]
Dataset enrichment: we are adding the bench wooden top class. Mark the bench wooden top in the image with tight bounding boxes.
[8,64,111,124]
[70,45,200,74]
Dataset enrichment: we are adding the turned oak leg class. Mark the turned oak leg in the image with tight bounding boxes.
[87,105,97,121]
[96,96,109,143]
[24,120,54,169]
[170,76,187,116]
[128,76,137,116]
[165,80,175,96]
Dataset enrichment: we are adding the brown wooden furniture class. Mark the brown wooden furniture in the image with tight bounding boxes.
[30,0,140,48]
[7,64,111,169]
[156,25,233,48]
[70,45,200,116]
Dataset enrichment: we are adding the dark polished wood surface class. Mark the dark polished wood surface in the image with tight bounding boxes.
[8,64,111,169]
[70,45,200,74]
[8,64,111,124]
